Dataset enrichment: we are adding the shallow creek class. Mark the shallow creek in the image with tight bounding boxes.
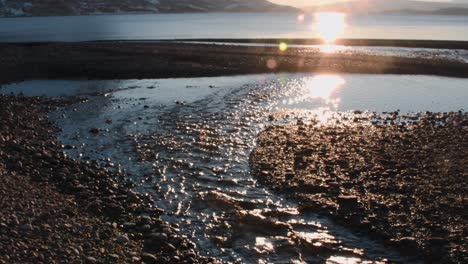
[2,74,467,263]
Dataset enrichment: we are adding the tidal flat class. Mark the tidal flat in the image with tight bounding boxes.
[1,41,467,263]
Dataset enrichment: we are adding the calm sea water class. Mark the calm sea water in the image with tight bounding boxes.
[1,12,467,42]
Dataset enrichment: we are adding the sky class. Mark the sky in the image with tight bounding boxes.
[269,0,468,7]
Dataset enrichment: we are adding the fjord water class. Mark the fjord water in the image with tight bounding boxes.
[1,12,468,42]
[2,74,467,263]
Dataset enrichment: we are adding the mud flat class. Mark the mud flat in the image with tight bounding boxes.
[0,94,217,263]
[250,112,467,263]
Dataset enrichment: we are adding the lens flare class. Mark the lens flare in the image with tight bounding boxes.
[266,59,277,69]
[279,42,288,52]
[312,12,347,44]
[297,13,305,23]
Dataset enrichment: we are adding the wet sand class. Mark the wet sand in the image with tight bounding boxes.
[250,112,467,263]
[1,40,468,86]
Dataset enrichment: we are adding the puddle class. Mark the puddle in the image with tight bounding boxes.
[2,73,467,263]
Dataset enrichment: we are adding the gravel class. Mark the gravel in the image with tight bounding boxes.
[250,111,467,263]
[0,94,218,263]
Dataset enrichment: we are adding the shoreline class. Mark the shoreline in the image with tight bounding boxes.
[1,40,467,262]
[1,41,468,86]
[170,38,468,50]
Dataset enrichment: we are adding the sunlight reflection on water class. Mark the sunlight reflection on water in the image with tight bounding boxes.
[284,74,345,123]
[327,256,368,264]
[318,44,348,53]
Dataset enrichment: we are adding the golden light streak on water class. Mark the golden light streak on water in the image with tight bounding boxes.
[304,74,345,105]
[282,74,346,123]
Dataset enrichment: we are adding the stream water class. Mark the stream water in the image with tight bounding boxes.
[2,73,468,263]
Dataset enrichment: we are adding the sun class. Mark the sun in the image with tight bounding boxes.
[312,12,347,44]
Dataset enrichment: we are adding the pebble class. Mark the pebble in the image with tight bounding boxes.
[141,252,158,263]
[19,224,33,232]
[116,235,129,244]
[86,256,97,263]
[0,95,213,263]
[337,195,358,210]
[108,254,119,260]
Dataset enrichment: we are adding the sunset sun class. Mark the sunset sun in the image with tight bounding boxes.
[312,12,347,44]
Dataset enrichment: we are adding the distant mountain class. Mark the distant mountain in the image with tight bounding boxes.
[303,0,468,15]
[382,7,468,16]
[0,0,297,17]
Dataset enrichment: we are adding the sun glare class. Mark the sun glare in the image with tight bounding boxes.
[295,74,346,124]
[312,12,347,44]
[305,74,345,104]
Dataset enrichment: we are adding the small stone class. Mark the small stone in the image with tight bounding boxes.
[20,223,33,231]
[89,128,100,134]
[108,254,119,260]
[141,252,158,263]
[164,242,177,252]
[398,237,419,255]
[116,235,129,244]
[145,232,168,248]
[15,160,23,170]
[86,256,97,263]
[337,195,358,210]
[285,173,295,180]
[123,222,136,230]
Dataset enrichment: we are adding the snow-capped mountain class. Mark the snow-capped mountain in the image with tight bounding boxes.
[0,0,297,17]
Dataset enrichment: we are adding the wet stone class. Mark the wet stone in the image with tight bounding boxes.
[19,223,33,232]
[141,252,158,263]
[398,237,419,255]
[89,128,101,134]
[337,195,359,210]
[108,254,119,260]
[116,235,129,244]
[86,256,97,263]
